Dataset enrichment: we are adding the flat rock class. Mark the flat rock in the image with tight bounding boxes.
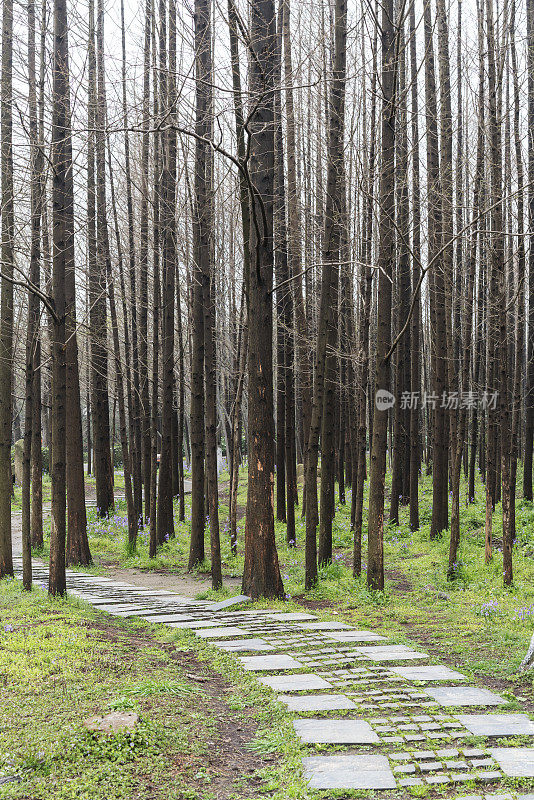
[141,614,197,623]
[84,711,139,734]
[489,747,534,776]
[208,594,251,612]
[239,654,303,671]
[458,714,534,737]
[390,665,467,681]
[424,687,507,707]
[195,626,248,638]
[213,638,274,652]
[297,622,353,631]
[260,673,332,692]
[325,631,387,642]
[356,645,428,661]
[302,754,396,789]
[278,693,356,711]
[293,718,379,744]
[266,613,317,622]
[167,620,222,629]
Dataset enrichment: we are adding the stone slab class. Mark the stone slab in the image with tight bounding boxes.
[208,595,251,612]
[489,748,534,776]
[293,718,379,744]
[239,654,303,671]
[167,620,226,629]
[302,754,396,789]
[424,687,507,707]
[325,631,388,642]
[260,674,332,692]
[390,665,467,681]
[277,693,356,711]
[297,622,353,631]
[266,613,317,622]
[213,638,274,652]
[141,614,197,623]
[195,626,249,638]
[458,715,534,737]
[356,645,428,661]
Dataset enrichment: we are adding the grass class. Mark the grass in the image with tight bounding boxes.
[51,462,534,685]
[0,579,310,800]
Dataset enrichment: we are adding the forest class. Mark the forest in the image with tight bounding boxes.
[0,0,530,599]
[3,0,534,794]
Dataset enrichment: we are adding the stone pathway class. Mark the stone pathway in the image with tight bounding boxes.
[11,555,534,798]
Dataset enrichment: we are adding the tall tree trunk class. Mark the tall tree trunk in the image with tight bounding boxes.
[140,0,152,523]
[92,0,114,517]
[409,0,421,532]
[0,0,14,579]
[121,0,143,527]
[366,0,396,591]
[525,0,534,500]
[157,0,176,545]
[242,0,285,600]
[49,0,74,596]
[424,0,448,540]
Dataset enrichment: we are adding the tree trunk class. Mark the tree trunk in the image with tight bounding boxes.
[0,0,14,580]
[242,0,285,600]
[367,0,396,591]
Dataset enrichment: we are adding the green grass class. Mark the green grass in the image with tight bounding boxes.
[57,463,534,685]
[0,580,310,800]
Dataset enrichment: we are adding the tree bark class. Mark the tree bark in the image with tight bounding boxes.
[242,0,285,600]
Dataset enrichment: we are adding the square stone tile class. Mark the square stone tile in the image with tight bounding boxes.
[424,686,507,707]
[489,747,534,776]
[325,631,388,643]
[302,754,396,789]
[390,665,467,681]
[195,626,248,638]
[294,718,379,744]
[356,645,428,661]
[457,714,534,737]
[239,654,302,671]
[277,693,356,711]
[260,673,332,692]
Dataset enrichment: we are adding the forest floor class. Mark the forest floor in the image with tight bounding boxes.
[27,465,534,701]
[6,466,534,798]
[0,580,291,800]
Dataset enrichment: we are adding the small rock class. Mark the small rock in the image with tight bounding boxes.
[84,711,139,734]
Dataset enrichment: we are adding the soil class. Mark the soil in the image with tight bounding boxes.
[81,617,275,798]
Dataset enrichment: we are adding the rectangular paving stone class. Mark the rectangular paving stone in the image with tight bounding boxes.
[457,714,534,737]
[302,754,396,789]
[325,631,388,643]
[294,718,379,744]
[213,638,274,652]
[266,613,317,622]
[297,622,353,631]
[167,620,224,629]
[208,595,251,612]
[260,673,332,692]
[141,614,197,623]
[195,626,249,638]
[425,686,507,707]
[239,654,303,671]
[277,693,356,712]
[489,748,534,776]
[390,665,467,681]
[356,645,429,661]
